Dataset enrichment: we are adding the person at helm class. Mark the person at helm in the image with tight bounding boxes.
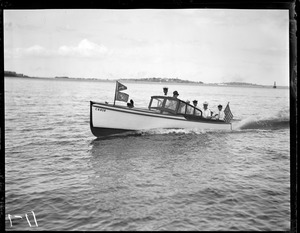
[212,104,224,120]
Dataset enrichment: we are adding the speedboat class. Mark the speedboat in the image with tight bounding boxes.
[90,83,233,138]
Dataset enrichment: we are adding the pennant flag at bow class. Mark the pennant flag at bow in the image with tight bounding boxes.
[116,81,127,91]
[224,102,233,123]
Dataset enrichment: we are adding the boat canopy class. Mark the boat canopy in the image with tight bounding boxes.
[148,96,203,116]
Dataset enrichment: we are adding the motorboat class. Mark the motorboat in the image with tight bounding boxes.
[90,82,233,138]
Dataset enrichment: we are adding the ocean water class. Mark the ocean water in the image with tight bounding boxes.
[4,77,290,231]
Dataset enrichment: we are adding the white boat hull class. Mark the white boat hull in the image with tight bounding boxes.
[90,101,232,137]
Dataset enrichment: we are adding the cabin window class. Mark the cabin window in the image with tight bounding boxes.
[186,105,194,115]
[150,98,165,109]
[194,109,202,116]
[178,102,186,114]
[165,99,178,111]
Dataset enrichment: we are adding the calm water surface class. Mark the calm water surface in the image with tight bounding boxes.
[5,77,290,230]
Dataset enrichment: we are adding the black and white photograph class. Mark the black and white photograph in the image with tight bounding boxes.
[2,1,296,231]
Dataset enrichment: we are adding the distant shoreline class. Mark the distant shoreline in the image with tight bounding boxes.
[4,71,288,89]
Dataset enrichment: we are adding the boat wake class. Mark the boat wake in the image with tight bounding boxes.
[140,110,290,135]
[139,128,218,136]
[92,128,222,141]
[234,110,290,130]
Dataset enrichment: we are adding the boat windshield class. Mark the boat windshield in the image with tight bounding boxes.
[149,96,202,116]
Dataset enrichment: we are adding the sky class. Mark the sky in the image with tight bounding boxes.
[4,9,289,86]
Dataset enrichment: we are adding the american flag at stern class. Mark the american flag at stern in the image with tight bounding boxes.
[224,102,233,123]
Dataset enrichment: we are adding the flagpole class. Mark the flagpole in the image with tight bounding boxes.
[113,81,117,106]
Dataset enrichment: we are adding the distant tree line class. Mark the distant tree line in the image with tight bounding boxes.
[4,71,28,77]
[223,82,260,86]
[11,71,266,86]
[55,76,69,79]
[120,77,203,84]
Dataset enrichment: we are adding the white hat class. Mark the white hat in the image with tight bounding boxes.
[203,101,208,105]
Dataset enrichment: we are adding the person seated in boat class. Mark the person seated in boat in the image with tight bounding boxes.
[127,99,134,108]
[202,101,212,119]
[173,91,179,98]
[164,91,179,112]
[212,104,224,120]
[178,100,191,114]
[185,100,193,114]
[192,100,201,116]
[177,100,187,114]
[193,100,198,107]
